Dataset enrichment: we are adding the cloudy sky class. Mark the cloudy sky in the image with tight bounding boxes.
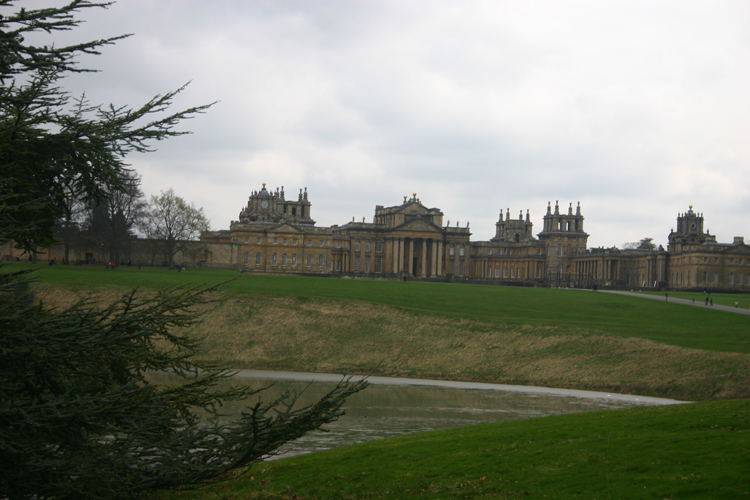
[24,0,750,247]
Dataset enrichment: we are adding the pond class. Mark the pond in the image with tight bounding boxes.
[221,370,685,459]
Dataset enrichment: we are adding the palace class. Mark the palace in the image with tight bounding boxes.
[199,183,750,291]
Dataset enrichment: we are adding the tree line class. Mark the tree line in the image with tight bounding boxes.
[55,174,209,267]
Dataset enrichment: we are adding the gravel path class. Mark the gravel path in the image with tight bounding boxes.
[600,289,750,315]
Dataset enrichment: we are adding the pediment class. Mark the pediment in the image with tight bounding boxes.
[395,217,441,233]
[268,223,303,234]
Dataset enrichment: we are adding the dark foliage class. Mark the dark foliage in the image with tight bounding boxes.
[0,2,367,498]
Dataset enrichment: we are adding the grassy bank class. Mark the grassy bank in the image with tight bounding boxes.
[23,264,750,401]
[156,398,750,499]
[9,263,750,353]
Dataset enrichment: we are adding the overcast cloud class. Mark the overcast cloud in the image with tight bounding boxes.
[21,0,750,247]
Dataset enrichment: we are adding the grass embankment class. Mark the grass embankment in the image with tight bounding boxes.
[158,398,750,500]
[16,263,750,401]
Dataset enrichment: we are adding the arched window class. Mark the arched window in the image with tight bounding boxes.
[459,244,465,257]
[355,238,361,251]
[319,255,324,268]
[282,253,287,266]
[449,243,455,256]
[272,253,277,266]
[366,239,371,252]
[292,254,297,266]
[255,252,261,266]
[243,252,249,265]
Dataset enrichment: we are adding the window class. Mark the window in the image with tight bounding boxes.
[292,254,297,266]
[459,244,465,257]
[320,240,325,247]
[714,272,719,284]
[536,267,541,278]
[293,238,297,246]
[740,273,744,286]
[730,273,735,285]
[273,253,277,266]
[244,237,249,243]
[365,256,371,272]
[307,254,312,267]
[557,244,563,257]
[257,237,262,244]
[336,260,341,271]
[537,249,542,255]
[307,239,312,246]
[740,258,744,265]
[703,271,707,283]
[243,252,249,265]
[511,268,515,278]
[459,261,464,276]
[487,267,492,278]
[366,239,371,252]
[336,242,341,248]
[715,257,719,264]
[319,255,324,268]
[273,238,278,244]
[488,249,492,255]
[283,238,288,245]
[449,243,455,256]
[375,256,382,273]
[731,258,735,264]
[255,252,261,266]
[495,267,500,278]
[282,253,287,266]
[703,257,708,263]
[449,261,455,273]
[376,239,383,252]
[354,255,360,272]
[503,268,508,278]
[355,239,361,251]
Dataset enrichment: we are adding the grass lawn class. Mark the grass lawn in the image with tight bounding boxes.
[9,262,750,354]
[155,398,750,500]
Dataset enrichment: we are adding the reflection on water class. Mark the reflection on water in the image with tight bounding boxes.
[160,373,654,460]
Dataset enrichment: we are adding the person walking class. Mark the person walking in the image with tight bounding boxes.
[665,292,669,301]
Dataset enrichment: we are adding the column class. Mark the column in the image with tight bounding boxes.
[421,239,427,277]
[431,239,438,276]
[408,239,414,275]
[390,238,397,274]
[437,241,443,275]
[350,243,355,274]
[399,238,405,273]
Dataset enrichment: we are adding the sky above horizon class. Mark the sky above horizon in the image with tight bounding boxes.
[18,0,750,248]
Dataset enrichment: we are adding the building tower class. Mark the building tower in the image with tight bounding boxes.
[537,201,589,275]
[667,206,715,252]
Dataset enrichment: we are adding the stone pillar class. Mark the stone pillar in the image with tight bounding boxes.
[420,239,427,277]
[431,240,438,276]
[437,241,443,275]
[391,237,398,274]
[408,239,414,275]
[399,238,405,273]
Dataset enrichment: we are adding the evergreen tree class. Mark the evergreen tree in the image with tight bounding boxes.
[0,2,367,498]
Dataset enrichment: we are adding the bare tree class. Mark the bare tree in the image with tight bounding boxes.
[141,189,209,267]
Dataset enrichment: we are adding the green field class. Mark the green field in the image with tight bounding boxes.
[9,263,750,353]
[153,398,750,500]
[10,263,750,498]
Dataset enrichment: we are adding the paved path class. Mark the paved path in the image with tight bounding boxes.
[599,290,750,315]
[233,369,687,405]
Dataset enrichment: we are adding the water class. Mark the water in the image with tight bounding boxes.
[216,370,685,459]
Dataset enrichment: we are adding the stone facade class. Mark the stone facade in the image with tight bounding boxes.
[199,185,750,291]
[4,185,748,292]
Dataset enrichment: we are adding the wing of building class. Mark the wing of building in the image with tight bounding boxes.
[7,185,748,291]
